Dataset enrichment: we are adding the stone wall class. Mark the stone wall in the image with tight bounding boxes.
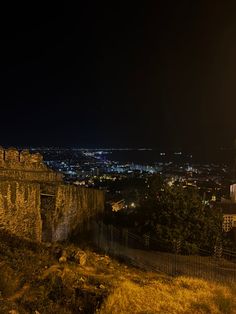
[0,169,63,182]
[0,181,42,241]
[52,185,104,241]
[0,147,63,182]
[0,147,105,242]
[0,180,104,242]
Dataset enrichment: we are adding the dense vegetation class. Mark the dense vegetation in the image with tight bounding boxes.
[105,174,224,253]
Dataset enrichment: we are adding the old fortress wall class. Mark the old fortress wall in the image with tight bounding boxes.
[0,147,63,182]
[0,147,104,242]
[0,181,42,240]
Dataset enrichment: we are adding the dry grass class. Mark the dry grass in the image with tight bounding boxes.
[99,276,236,314]
[0,262,21,297]
[0,230,236,313]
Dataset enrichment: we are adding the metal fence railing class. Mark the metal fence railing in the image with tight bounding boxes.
[91,221,236,283]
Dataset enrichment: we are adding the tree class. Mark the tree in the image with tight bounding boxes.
[133,175,223,253]
[106,174,224,253]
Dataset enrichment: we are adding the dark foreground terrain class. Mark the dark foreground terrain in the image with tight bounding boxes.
[0,230,236,314]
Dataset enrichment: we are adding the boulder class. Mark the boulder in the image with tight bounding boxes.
[59,250,67,263]
[74,251,87,266]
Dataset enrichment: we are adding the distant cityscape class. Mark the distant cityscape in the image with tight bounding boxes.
[25,147,235,212]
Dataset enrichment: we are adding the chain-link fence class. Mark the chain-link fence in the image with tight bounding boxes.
[91,221,236,283]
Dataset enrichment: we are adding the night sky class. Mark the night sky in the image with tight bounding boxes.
[1,2,236,149]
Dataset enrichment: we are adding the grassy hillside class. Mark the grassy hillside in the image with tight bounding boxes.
[0,230,235,314]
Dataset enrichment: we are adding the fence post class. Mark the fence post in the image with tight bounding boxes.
[214,243,222,259]
[122,228,128,248]
[110,224,114,252]
[143,233,150,249]
[99,221,103,249]
[172,239,181,254]
[173,239,181,275]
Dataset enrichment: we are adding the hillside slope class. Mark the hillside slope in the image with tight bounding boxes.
[0,230,235,314]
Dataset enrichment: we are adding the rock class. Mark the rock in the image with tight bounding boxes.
[41,265,61,279]
[59,250,68,263]
[79,277,85,282]
[9,310,19,314]
[59,256,67,263]
[99,284,105,289]
[74,251,87,266]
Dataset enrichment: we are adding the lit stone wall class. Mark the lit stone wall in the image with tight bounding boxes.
[0,147,105,242]
[0,169,63,182]
[0,148,63,182]
[52,185,104,241]
[0,181,42,241]
[0,147,5,167]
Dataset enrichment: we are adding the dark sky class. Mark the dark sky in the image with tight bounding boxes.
[0,1,236,149]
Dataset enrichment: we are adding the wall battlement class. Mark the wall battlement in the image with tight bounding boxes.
[0,147,63,182]
[0,147,104,242]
